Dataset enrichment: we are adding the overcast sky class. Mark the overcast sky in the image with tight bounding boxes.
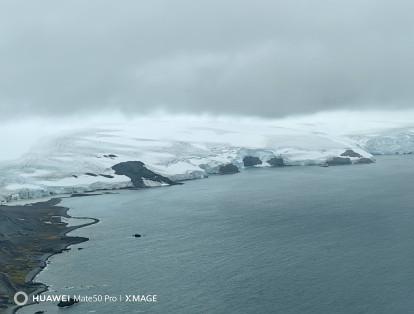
[0,0,413,120]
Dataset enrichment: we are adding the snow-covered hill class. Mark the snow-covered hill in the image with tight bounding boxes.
[1,113,414,203]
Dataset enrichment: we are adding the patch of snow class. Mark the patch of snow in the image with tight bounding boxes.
[350,129,414,155]
[142,179,169,187]
[5,183,43,191]
[3,111,414,202]
[36,174,130,187]
[20,169,52,178]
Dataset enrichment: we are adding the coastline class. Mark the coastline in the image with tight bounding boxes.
[0,156,378,314]
[0,198,99,314]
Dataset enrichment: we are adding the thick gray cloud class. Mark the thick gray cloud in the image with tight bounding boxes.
[1,0,414,119]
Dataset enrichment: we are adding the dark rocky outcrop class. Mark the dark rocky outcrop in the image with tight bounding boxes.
[340,150,363,158]
[99,174,114,178]
[243,156,262,167]
[103,154,117,158]
[218,163,239,174]
[267,157,285,167]
[112,161,178,188]
[85,173,98,177]
[355,157,374,164]
[133,234,142,238]
[57,298,79,308]
[327,157,352,166]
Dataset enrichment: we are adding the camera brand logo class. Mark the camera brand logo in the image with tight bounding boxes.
[14,291,29,306]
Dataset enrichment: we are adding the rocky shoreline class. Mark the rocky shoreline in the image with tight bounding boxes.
[0,152,375,313]
[0,198,98,314]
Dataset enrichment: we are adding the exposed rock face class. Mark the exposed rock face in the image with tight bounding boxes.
[327,157,352,166]
[243,156,262,167]
[340,150,363,158]
[99,174,114,178]
[267,157,285,167]
[218,163,239,174]
[112,161,177,188]
[85,173,98,177]
[355,157,374,164]
[57,298,79,308]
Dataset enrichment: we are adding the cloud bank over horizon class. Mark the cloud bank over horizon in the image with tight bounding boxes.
[2,109,414,162]
[1,0,414,120]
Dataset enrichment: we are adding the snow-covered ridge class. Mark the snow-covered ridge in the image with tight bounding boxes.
[350,129,414,155]
[1,113,412,203]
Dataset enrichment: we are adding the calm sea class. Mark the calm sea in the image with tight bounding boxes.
[19,155,414,313]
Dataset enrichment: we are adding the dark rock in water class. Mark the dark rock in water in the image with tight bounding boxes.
[104,154,118,158]
[72,175,78,178]
[267,157,285,167]
[85,172,98,177]
[71,193,89,197]
[78,247,83,250]
[243,156,262,167]
[99,174,114,178]
[327,157,351,166]
[34,311,45,314]
[355,157,374,164]
[340,149,363,158]
[133,234,142,238]
[57,298,79,308]
[112,161,178,188]
[219,163,239,174]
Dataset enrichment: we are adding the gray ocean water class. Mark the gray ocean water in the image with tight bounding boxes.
[19,156,414,314]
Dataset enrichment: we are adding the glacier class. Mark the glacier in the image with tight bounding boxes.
[1,112,414,203]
